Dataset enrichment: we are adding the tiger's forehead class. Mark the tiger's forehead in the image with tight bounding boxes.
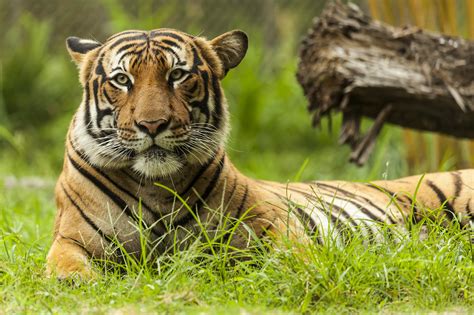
[104,28,194,44]
[101,29,196,72]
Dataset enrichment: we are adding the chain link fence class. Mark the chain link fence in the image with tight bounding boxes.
[1,0,332,53]
[0,0,338,128]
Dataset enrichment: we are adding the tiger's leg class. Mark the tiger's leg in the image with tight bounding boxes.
[46,236,96,280]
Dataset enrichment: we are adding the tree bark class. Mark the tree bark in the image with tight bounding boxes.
[297,1,474,166]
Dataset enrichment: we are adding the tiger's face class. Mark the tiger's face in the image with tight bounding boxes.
[67,29,247,178]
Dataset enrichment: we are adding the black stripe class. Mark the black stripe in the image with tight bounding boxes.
[84,82,92,127]
[91,165,156,216]
[218,178,245,245]
[63,158,146,263]
[131,54,146,71]
[300,192,354,241]
[119,44,148,59]
[364,184,408,204]
[219,179,247,245]
[292,207,323,244]
[67,153,136,222]
[325,200,359,227]
[261,183,379,241]
[403,195,420,226]
[153,45,181,62]
[121,169,142,185]
[382,187,411,206]
[68,145,164,235]
[260,186,340,244]
[321,194,371,242]
[235,184,249,219]
[225,174,239,209]
[92,166,163,228]
[259,185,287,201]
[150,31,186,43]
[117,49,148,67]
[106,30,144,42]
[210,74,222,130]
[92,79,110,131]
[188,81,198,94]
[316,183,394,223]
[190,70,210,122]
[180,74,193,85]
[109,34,147,49]
[287,185,385,225]
[295,207,317,235]
[261,186,323,245]
[103,88,114,105]
[161,39,181,48]
[167,152,218,201]
[363,184,414,224]
[95,59,106,78]
[259,223,274,239]
[426,180,456,221]
[452,172,462,197]
[197,154,226,202]
[173,154,226,226]
[289,186,381,244]
[116,42,147,55]
[83,81,100,139]
[191,46,203,73]
[61,183,112,243]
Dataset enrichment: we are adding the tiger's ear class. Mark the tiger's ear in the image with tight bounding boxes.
[210,30,248,77]
[66,37,102,67]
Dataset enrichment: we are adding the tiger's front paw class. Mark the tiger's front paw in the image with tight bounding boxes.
[46,237,97,281]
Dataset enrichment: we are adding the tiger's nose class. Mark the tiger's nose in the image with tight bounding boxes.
[135,119,170,137]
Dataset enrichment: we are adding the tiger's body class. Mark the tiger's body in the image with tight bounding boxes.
[46,28,473,279]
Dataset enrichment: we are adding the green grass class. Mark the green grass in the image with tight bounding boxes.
[0,183,472,314]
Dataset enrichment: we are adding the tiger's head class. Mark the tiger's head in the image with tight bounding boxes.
[66,29,247,178]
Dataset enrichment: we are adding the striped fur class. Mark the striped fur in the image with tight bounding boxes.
[46,29,474,279]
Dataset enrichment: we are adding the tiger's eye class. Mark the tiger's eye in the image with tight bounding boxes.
[169,69,185,81]
[114,74,130,86]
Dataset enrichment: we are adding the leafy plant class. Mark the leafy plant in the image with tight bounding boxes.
[0,13,78,130]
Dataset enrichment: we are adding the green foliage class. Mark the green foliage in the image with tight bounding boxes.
[0,13,78,130]
[0,125,23,153]
[101,0,176,32]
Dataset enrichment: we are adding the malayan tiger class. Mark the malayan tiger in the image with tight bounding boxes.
[46,28,474,279]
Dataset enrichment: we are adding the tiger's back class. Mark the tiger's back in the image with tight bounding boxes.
[264,169,472,240]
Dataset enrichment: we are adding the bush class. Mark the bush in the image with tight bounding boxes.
[0,14,78,130]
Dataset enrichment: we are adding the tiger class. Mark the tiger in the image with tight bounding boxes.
[46,28,474,279]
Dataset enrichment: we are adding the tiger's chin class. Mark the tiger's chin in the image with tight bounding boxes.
[131,146,184,179]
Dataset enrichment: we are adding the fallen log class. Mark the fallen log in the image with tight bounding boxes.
[297,1,474,166]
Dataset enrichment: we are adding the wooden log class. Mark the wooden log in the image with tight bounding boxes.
[297,1,474,166]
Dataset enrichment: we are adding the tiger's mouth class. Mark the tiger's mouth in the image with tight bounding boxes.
[138,143,188,160]
[141,145,169,160]
[130,143,185,178]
